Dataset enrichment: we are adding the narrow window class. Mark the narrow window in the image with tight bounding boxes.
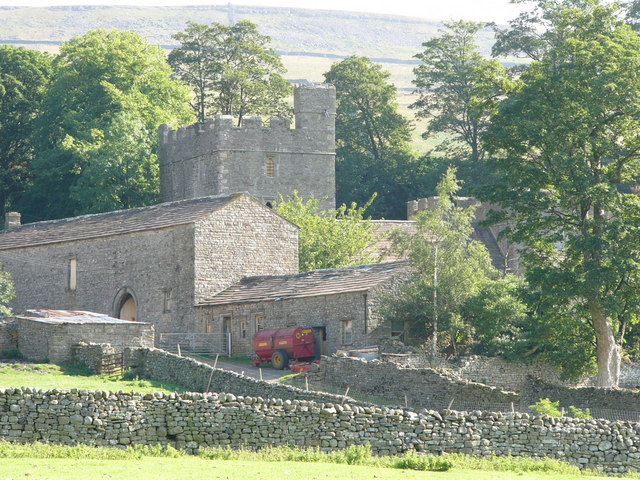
[206,318,215,333]
[163,289,172,313]
[342,319,353,345]
[266,157,275,177]
[69,258,77,291]
[240,321,247,339]
[254,314,264,332]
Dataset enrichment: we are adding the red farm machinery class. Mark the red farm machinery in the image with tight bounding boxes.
[252,326,316,369]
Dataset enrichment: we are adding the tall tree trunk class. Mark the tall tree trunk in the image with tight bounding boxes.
[588,298,621,388]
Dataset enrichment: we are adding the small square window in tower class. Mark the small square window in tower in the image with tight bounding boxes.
[266,157,276,177]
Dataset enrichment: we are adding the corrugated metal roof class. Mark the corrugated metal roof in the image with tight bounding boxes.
[197,260,409,307]
[16,309,141,325]
[0,194,243,251]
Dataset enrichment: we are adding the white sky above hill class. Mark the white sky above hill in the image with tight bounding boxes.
[0,0,529,24]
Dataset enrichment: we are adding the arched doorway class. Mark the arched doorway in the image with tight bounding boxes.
[119,294,137,321]
[113,287,138,321]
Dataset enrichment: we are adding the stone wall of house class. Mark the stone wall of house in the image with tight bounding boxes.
[193,195,298,305]
[159,84,336,210]
[307,355,519,411]
[16,319,154,364]
[0,319,17,355]
[72,343,116,374]
[197,292,369,356]
[0,224,196,334]
[0,387,638,474]
[125,347,356,404]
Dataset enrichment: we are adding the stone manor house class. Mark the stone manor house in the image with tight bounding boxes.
[0,83,512,357]
[0,84,413,356]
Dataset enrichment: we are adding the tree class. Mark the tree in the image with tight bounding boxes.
[384,168,496,355]
[412,21,510,162]
[169,20,291,124]
[167,22,217,123]
[21,29,194,221]
[0,46,52,219]
[462,275,532,359]
[275,191,377,272]
[482,0,640,387]
[324,56,418,219]
[0,270,15,317]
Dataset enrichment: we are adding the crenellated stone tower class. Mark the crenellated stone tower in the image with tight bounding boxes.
[158,83,336,210]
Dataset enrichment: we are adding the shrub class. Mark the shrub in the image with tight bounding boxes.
[530,398,562,417]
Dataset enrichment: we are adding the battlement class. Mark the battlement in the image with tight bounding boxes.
[407,196,482,220]
[158,83,336,210]
[159,115,294,145]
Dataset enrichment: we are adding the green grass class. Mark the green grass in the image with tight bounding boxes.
[0,442,628,480]
[0,361,185,393]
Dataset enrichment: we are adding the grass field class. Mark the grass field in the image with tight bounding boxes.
[0,458,615,480]
[0,361,185,393]
[0,443,625,480]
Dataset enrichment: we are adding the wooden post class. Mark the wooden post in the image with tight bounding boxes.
[177,344,182,357]
[206,367,215,393]
[259,368,263,381]
[305,376,309,391]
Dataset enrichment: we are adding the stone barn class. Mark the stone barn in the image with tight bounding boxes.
[0,193,298,336]
[196,260,410,356]
[13,309,154,364]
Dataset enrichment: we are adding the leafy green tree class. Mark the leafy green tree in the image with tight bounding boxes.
[384,168,496,355]
[0,46,52,219]
[324,56,417,219]
[170,20,291,124]
[21,29,194,221]
[168,22,218,123]
[275,191,377,272]
[482,0,640,387]
[462,275,532,358]
[0,270,15,317]
[412,21,510,162]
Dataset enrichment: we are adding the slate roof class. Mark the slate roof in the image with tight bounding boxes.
[369,220,417,262]
[198,260,409,306]
[0,194,243,251]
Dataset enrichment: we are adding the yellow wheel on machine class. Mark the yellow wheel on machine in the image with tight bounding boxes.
[271,349,289,370]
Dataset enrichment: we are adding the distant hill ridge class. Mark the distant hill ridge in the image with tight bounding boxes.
[0,4,497,61]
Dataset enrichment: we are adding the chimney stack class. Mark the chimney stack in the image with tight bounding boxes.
[4,212,21,229]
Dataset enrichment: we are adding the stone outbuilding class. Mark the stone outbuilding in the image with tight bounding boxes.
[0,193,298,335]
[12,309,154,363]
[196,260,410,356]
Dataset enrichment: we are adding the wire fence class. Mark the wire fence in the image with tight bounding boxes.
[157,332,231,357]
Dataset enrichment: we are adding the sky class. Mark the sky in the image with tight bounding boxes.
[0,0,529,23]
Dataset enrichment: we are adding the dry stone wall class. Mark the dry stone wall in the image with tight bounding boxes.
[0,320,17,354]
[382,354,571,392]
[72,343,116,374]
[522,378,640,416]
[0,387,638,474]
[126,348,355,405]
[307,355,519,411]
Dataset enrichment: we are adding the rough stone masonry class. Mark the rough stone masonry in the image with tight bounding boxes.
[0,387,638,474]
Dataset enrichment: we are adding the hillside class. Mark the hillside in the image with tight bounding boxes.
[0,4,499,90]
